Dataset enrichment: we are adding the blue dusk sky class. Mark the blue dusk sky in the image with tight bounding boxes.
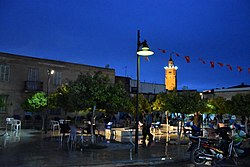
[0,0,249,91]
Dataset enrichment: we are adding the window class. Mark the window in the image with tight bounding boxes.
[0,64,10,81]
[0,95,8,113]
[53,71,62,86]
[28,68,39,81]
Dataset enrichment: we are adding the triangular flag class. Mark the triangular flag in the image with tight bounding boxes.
[184,56,190,63]
[237,66,243,72]
[199,58,206,64]
[226,64,233,71]
[171,52,180,57]
[175,52,180,57]
[217,62,224,67]
[170,52,179,57]
[210,61,215,68]
[158,48,166,53]
[145,57,150,61]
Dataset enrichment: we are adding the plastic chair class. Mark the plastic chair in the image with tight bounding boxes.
[50,120,60,134]
[152,121,161,134]
[12,119,21,131]
[6,117,14,133]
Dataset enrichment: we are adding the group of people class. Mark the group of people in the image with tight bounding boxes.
[60,121,78,142]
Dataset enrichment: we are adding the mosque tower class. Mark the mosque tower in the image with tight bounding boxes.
[164,56,178,90]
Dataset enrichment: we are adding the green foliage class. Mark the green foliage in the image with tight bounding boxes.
[152,91,205,114]
[131,94,151,115]
[51,71,131,114]
[152,93,166,111]
[50,84,72,112]
[206,96,227,114]
[22,92,47,112]
[105,82,132,114]
[228,94,250,116]
[68,72,110,111]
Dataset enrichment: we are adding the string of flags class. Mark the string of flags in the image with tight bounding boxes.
[157,48,250,73]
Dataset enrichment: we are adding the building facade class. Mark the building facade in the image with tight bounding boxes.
[0,52,115,126]
[115,76,166,102]
[203,83,250,100]
[164,57,178,90]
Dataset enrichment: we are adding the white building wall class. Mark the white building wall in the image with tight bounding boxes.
[130,79,165,94]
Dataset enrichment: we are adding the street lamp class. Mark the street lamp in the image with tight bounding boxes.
[45,69,54,134]
[135,30,154,153]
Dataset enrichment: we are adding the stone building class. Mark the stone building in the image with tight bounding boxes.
[115,76,165,102]
[202,83,250,100]
[0,52,115,127]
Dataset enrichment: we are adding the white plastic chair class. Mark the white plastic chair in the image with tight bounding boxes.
[12,119,21,131]
[50,120,60,134]
[6,117,14,132]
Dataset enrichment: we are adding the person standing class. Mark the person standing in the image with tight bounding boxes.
[142,110,153,142]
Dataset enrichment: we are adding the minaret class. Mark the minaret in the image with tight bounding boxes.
[164,56,178,90]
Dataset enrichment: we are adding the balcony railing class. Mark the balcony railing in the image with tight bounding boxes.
[24,81,43,92]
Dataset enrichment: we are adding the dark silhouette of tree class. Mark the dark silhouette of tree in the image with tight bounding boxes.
[227,94,250,133]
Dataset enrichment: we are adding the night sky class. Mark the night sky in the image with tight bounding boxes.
[0,0,249,91]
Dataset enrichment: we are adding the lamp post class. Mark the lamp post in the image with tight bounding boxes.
[135,30,154,153]
[45,69,54,134]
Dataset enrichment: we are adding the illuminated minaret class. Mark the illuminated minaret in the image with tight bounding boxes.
[164,56,178,90]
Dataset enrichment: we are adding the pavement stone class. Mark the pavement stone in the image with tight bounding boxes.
[2,129,250,167]
[0,129,190,167]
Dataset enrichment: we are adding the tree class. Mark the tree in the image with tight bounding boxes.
[152,91,205,144]
[207,97,227,114]
[105,82,132,114]
[228,94,250,134]
[52,72,131,144]
[21,92,47,130]
[22,92,47,112]
[131,94,151,121]
[206,96,227,124]
[50,84,72,115]
[67,72,110,112]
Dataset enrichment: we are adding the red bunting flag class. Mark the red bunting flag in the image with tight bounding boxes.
[157,49,249,74]
[218,62,224,67]
[199,58,206,64]
[170,52,180,57]
[237,66,243,72]
[184,56,191,63]
[226,64,233,71]
[174,52,180,57]
[145,57,150,61]
[158,48,167,53]
[210,61,215,68]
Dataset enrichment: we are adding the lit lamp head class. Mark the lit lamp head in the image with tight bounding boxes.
[47,69,55,75]
[137,40,154,56]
